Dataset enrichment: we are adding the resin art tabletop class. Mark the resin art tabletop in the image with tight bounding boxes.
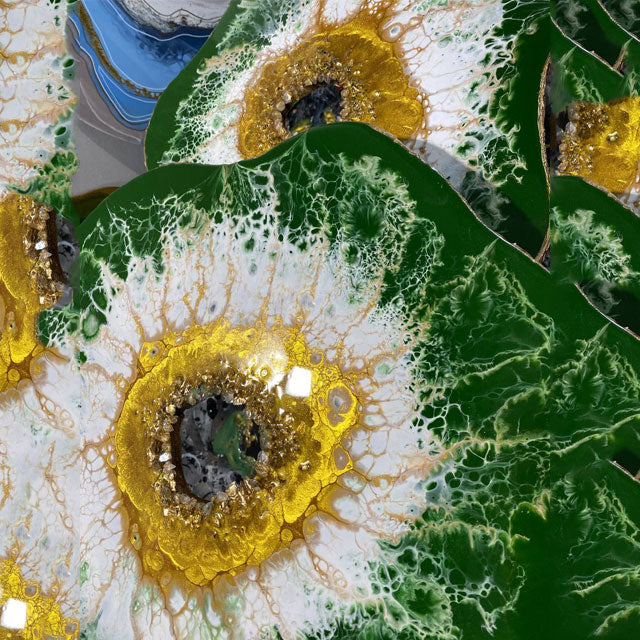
[0,1,639,640]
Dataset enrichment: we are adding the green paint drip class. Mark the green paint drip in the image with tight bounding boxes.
[79,561,90,586]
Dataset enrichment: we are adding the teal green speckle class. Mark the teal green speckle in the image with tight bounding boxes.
[79,561,90,586]
[211,412,256,477]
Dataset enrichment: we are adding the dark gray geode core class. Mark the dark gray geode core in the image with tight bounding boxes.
[283,83,342,132]
[54,216,79,309]
[57,216,79,280]
[179,396,262,500]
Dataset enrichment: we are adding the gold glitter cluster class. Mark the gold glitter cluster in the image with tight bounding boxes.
[0,193,63,391]
[114,319,360,586]
[557,97,640,194]
[0,558,78,639]
[19,197,65,308]
[142,363,309,530]
[238,15,423,158]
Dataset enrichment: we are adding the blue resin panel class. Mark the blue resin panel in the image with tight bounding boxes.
[68,0,211,129]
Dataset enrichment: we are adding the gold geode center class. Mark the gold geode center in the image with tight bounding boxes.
[238,16,423,158]
[556,98,640,194]
[114,320,359,585]
[144,363,309,530]
[0,193,64,390]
